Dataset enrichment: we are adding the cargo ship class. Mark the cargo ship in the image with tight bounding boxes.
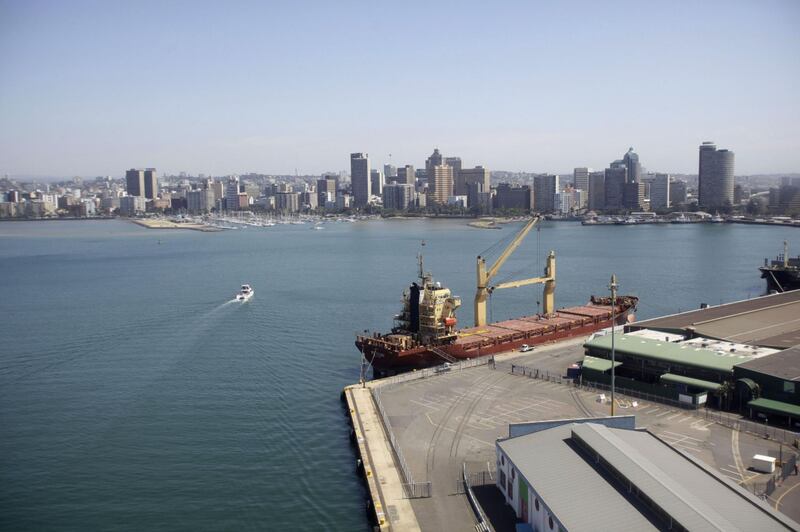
[356,217,638,375]
[760,241,800,293]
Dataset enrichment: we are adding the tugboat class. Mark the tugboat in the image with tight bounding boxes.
[236,284,254,301]
[356,218,638,375]
[760,242,800,293]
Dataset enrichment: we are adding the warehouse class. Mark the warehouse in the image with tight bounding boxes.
[734,345,800,428]
[496,417,799,531]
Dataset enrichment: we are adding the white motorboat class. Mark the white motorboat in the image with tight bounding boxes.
[236,284,254,301]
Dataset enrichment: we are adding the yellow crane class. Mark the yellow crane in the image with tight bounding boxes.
[474,217,556,327]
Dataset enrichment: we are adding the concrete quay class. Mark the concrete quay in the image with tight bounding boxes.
[349,338,800,531]
[343,383,421,532]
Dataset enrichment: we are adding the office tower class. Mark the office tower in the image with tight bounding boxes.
[603,163,627,210]
[384,164,397,180]
[456,166,490,196]
[573,167,591,194]
[495,183,533,210]
[225,176,240,210]
[350,152,371,207]
[698,142,735,208]
[275,192,300,212]
[382,183,415,210]
[650,173,671,210]
[623,182,645,210]
[622,148,641,183]
[533,174,559,213]
[370,168,384,197]
[125,169,145,197]
[445,156,462,194]
[143,168,158,199]
[670,180,688,205]
[317,177,337,209]
[425,148,443,174]
[397,165,415,186]
[428,164,453,205]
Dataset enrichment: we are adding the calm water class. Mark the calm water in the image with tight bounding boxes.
[0,219,796,530]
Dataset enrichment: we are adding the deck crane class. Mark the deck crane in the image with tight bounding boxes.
[474,217,556,327]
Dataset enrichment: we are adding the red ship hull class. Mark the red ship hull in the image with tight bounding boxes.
[356,298,636,375]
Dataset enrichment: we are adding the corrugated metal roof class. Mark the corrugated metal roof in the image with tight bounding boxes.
[627,291,800,349]
[736,345,800,381]
[748,397,800,418]
[499,421,799,531]
[660,373,722,391]
[584,334,756,373]
[579,424,796,531]
[497,424,659,531]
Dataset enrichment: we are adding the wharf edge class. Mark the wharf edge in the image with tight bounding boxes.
[343,383,421,532]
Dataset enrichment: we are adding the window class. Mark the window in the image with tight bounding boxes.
[784,381,796,394]
[508,479,513,498]
[500,470,506,490]
[535,498,539,511]
[501,455,505,465]
[549,516,554,529]
[511,468,515,480]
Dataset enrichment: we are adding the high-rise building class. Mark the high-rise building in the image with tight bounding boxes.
[573,167,591,194]
[623,182,645,210]
[397,165,415,186]
[225,176,241,210]
[428,164,453,205]
[533,174,559,213]
[588,171,605,211]
[143,168,158,199]
[370,168,384,197]
[603,164,627,210]
[698,142,735,208]
[650,173,671,210]
[670,180,688,205]
[383,183,415,210]
[317,177,337,209]
[125,169,145,197]
[187,189,215,213]
[445,156,462,194]
[456,166,490,196]
[425,148,443,174]
[350,153,371,207]
[383,164,397,180]
[622,148,641,183]
[495,183,533,211]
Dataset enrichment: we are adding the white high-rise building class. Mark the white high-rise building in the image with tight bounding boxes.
[650,173,671,210]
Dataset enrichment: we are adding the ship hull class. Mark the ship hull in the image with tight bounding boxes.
[357,300,635,375]
[760,267,800,293]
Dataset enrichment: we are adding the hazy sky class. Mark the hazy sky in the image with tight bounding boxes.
[1,0,798,178]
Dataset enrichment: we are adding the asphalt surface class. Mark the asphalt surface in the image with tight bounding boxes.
[378,340,800,531]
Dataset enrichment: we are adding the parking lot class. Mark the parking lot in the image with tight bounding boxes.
[377,341,800,531]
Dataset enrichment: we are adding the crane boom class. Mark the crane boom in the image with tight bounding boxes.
[474,217,555,326]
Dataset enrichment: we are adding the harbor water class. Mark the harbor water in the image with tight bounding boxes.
[0,219,796,530]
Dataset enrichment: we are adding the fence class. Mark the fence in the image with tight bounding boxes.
[749,454,798,498]
[461,464,491,532]
[701,409,800,447]
[371,386,431,498]
[375,355,494,389]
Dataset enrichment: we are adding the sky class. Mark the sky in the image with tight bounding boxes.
[1,0,799,178]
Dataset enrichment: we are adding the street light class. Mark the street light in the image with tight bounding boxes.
[609,274,618,417]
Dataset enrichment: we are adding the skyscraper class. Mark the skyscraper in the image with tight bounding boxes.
[622,148,641,183]
[397,165,415,186]
[350,152,371,207]
[588,171,605,211]
[428,164,453,205]
[603,163,627,210]
[533,174,559,213]
[573,167,591,193]
[457,166,490,197]
[383,164,397,180]
[445,156,462,194]
[370,168,384,197]
[143,168,158,199]
[425,148,443,174]
[650,173,671,210]
[698,142,735,209]
[125,169,145,197]
[225,176,241,210]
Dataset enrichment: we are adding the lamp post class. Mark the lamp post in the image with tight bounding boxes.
[610,274,618,417]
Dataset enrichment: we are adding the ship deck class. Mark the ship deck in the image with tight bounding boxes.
[454,304,616,347]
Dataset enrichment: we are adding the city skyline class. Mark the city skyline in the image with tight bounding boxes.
[1,1,799,177]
